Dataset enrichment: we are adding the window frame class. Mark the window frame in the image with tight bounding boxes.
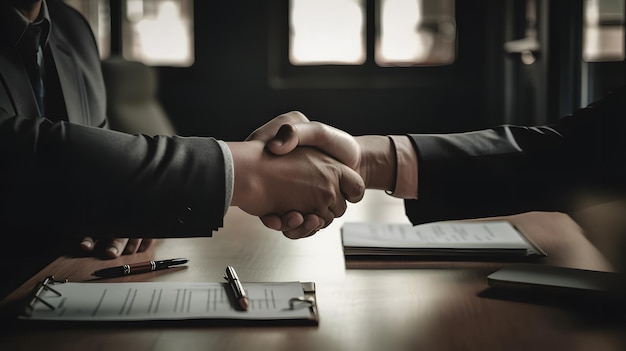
[268,0,466,89]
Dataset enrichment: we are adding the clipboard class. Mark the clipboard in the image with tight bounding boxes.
[19,276,319,326]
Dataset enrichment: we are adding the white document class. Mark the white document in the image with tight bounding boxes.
[22,281,313,322]
[341,220,544,257]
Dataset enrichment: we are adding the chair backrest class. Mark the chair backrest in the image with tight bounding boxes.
[101,57,176,136]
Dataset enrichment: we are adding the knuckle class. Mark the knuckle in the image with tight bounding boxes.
[320,187,335,205]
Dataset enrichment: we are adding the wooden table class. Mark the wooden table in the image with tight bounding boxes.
[1,190,625,351]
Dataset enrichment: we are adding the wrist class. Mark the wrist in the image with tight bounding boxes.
[355,135,396,191]
[225,141,262,211]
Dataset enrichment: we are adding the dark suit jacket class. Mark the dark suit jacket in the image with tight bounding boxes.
[0,0,225,237]
[406,85,626,225]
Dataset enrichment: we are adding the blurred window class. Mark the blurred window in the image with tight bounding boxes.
[122,0,194,66]
[376,0,455,66]
[289,0,456,66]
[583,0,625,62]
[64,0,111,59]
[65,0,194,66]
[290,0,366,65]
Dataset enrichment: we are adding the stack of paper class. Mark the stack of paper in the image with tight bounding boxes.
[341,220,546,259]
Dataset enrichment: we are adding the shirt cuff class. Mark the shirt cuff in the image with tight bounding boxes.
[387,135,418,199]
[217,140,233,216]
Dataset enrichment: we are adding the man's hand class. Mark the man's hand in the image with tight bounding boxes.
[246,112,339,237]
[80,237,156,258]
[226,138,365,239]
[267,122,396,190]
[260,121,398,232]
[246,111,310,143]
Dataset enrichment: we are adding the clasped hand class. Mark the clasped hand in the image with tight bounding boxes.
[239,111,366,239]
[81,111,391,257]
[250,111,396,238]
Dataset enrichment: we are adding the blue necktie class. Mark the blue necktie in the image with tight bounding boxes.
[33,41,45,116]
[22,25,45,116]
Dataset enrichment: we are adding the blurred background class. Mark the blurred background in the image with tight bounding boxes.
[65,0,625,140]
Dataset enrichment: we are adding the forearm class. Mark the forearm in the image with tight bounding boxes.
[1,116,227,237]
[405,122,595,223]
[406,85,626,223]
[407,127,535,224]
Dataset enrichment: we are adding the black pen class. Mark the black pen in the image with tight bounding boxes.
[224,265,249,311]
[92,258,189,277]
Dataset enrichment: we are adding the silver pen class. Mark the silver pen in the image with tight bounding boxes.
[224,265,249,310]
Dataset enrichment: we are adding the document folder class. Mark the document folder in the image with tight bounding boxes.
[20,276,319,326]
[342,220,546,260]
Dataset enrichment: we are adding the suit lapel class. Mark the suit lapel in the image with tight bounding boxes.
[48,33,89,125]
[0,48,39,118]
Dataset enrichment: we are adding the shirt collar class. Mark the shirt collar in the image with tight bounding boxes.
[1,1,51,48]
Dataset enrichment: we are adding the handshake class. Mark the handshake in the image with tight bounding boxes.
[232,111,399,239]
[81,111,406,257]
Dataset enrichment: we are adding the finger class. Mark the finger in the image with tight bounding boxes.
[306,213,328,235]
[320,216,333,230]
[338,165,366,203]
[267,122,361,169]
[123,238,143,254]
[260,211,305,231]
[260,215,282,230]
[282,215,324,239]
[281,211,306,230]
[106,238,129,258]
[80,237,96,252]
[245,111,309,142]
[138,239,156,252]
[328,196,348,219]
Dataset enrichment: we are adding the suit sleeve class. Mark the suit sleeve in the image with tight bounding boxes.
[0,115,227,238]
[404,85,626,225]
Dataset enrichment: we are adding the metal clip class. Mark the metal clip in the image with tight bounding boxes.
[288,295,316,310]
[28,276,68,311]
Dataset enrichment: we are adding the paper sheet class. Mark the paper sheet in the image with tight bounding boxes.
[342,220,532,250]
[22,281,312,321]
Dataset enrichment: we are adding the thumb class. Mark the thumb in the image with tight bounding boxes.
[338,165,366,203]
[266,124,300,155]
[267,122,361,169]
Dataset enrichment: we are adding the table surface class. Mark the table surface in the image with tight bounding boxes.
[1,190,625,351]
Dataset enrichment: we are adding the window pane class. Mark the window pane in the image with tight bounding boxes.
[289,0,366,65]
[64,0,111,59]
[583,0,625,62]
[122,0,194,66]
[376,0,456,66]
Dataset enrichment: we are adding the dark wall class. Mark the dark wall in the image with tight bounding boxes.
[157,0,506,141]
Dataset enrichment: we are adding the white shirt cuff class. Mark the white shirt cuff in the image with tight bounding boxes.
[217,140,233,216]
[387,135,418,199]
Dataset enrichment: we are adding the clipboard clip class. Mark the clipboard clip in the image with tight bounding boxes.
[288,296,316,310]
[27,276,68,312]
